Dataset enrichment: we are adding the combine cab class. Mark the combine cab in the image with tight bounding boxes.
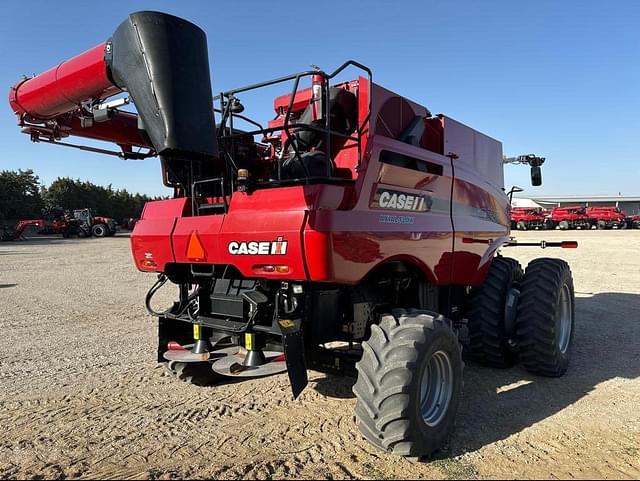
[9,11,578,458]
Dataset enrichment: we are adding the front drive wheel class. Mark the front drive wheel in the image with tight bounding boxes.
[353,309,463,458]
[516,259,575,377]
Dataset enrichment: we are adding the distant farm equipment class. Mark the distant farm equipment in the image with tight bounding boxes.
[511,205,636,230]
[1,207,116,241]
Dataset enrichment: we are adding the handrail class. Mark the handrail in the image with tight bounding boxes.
[216,60,373,183]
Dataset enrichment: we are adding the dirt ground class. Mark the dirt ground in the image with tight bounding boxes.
[0,230,639,480]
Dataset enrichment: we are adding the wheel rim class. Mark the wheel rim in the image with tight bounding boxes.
[557,284,572,354]
[419,350,453,427]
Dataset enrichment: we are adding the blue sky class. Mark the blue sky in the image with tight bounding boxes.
[0,1,638,197]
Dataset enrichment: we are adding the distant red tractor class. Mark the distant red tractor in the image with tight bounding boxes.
[510,207,547,230]
[73,208,117,237]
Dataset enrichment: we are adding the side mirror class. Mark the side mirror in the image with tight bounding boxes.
[531,165,542,186]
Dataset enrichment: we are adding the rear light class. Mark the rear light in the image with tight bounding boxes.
[561,241,578,248]
[253,264,291,275]
[141,259,157,268]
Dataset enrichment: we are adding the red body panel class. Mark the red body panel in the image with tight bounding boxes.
[129,80,509,287]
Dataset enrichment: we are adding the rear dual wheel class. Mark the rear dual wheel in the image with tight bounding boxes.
[467,256,575,376]
[467,257,523,368]
[516,258,575,377]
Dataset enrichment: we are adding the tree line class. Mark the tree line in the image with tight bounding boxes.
[0,169,160,223]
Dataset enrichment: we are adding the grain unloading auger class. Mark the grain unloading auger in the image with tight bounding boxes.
[10,11,578,459]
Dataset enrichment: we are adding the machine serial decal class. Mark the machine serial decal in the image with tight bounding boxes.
[228,237,288,255]
[372,188,432,212]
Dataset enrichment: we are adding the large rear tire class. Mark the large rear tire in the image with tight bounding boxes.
[467,257,523,367]
[516,259,575,377]
[353,309,463,458]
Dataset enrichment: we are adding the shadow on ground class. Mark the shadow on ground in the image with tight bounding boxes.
[312,292,640,457]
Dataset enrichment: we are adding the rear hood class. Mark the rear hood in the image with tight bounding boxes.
[171,199,308,280]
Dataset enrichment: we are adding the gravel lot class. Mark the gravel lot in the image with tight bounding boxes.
[0,230,639,479]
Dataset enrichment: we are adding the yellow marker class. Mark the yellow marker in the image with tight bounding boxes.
[245,333,253,351]
[193,323,201,340]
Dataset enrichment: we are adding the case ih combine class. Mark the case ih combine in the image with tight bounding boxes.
[510,207,547,230]
[9,12,578,458]
[585,206,626,230]
[545,206,627,230]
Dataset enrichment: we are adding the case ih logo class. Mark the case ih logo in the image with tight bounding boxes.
[372,188,431,212]
[228,237,288,255]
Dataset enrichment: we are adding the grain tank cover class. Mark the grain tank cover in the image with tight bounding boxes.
[106,11,218,161]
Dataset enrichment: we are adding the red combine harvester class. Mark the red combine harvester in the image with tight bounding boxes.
[547,206,590,230]
[9,12,579,457]
[585,206,626,230]
[510,206,547,230]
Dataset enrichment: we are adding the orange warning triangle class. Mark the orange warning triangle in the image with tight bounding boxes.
[186,231,206,261]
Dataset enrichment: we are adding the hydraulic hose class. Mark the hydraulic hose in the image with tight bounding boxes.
[145,274,200,318]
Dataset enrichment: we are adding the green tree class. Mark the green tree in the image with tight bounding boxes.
[44,177,156,222]
[0,169,45,221]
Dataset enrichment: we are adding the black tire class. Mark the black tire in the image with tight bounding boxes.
[467,257,523,367]
[544,219,556,230]
[353,309,463,458]
[597,220,606,230]
[516,259,575,377]
[516,221,527,231]
[92,224,108,237]
[559,220,570,230]
[164,360,219,386]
